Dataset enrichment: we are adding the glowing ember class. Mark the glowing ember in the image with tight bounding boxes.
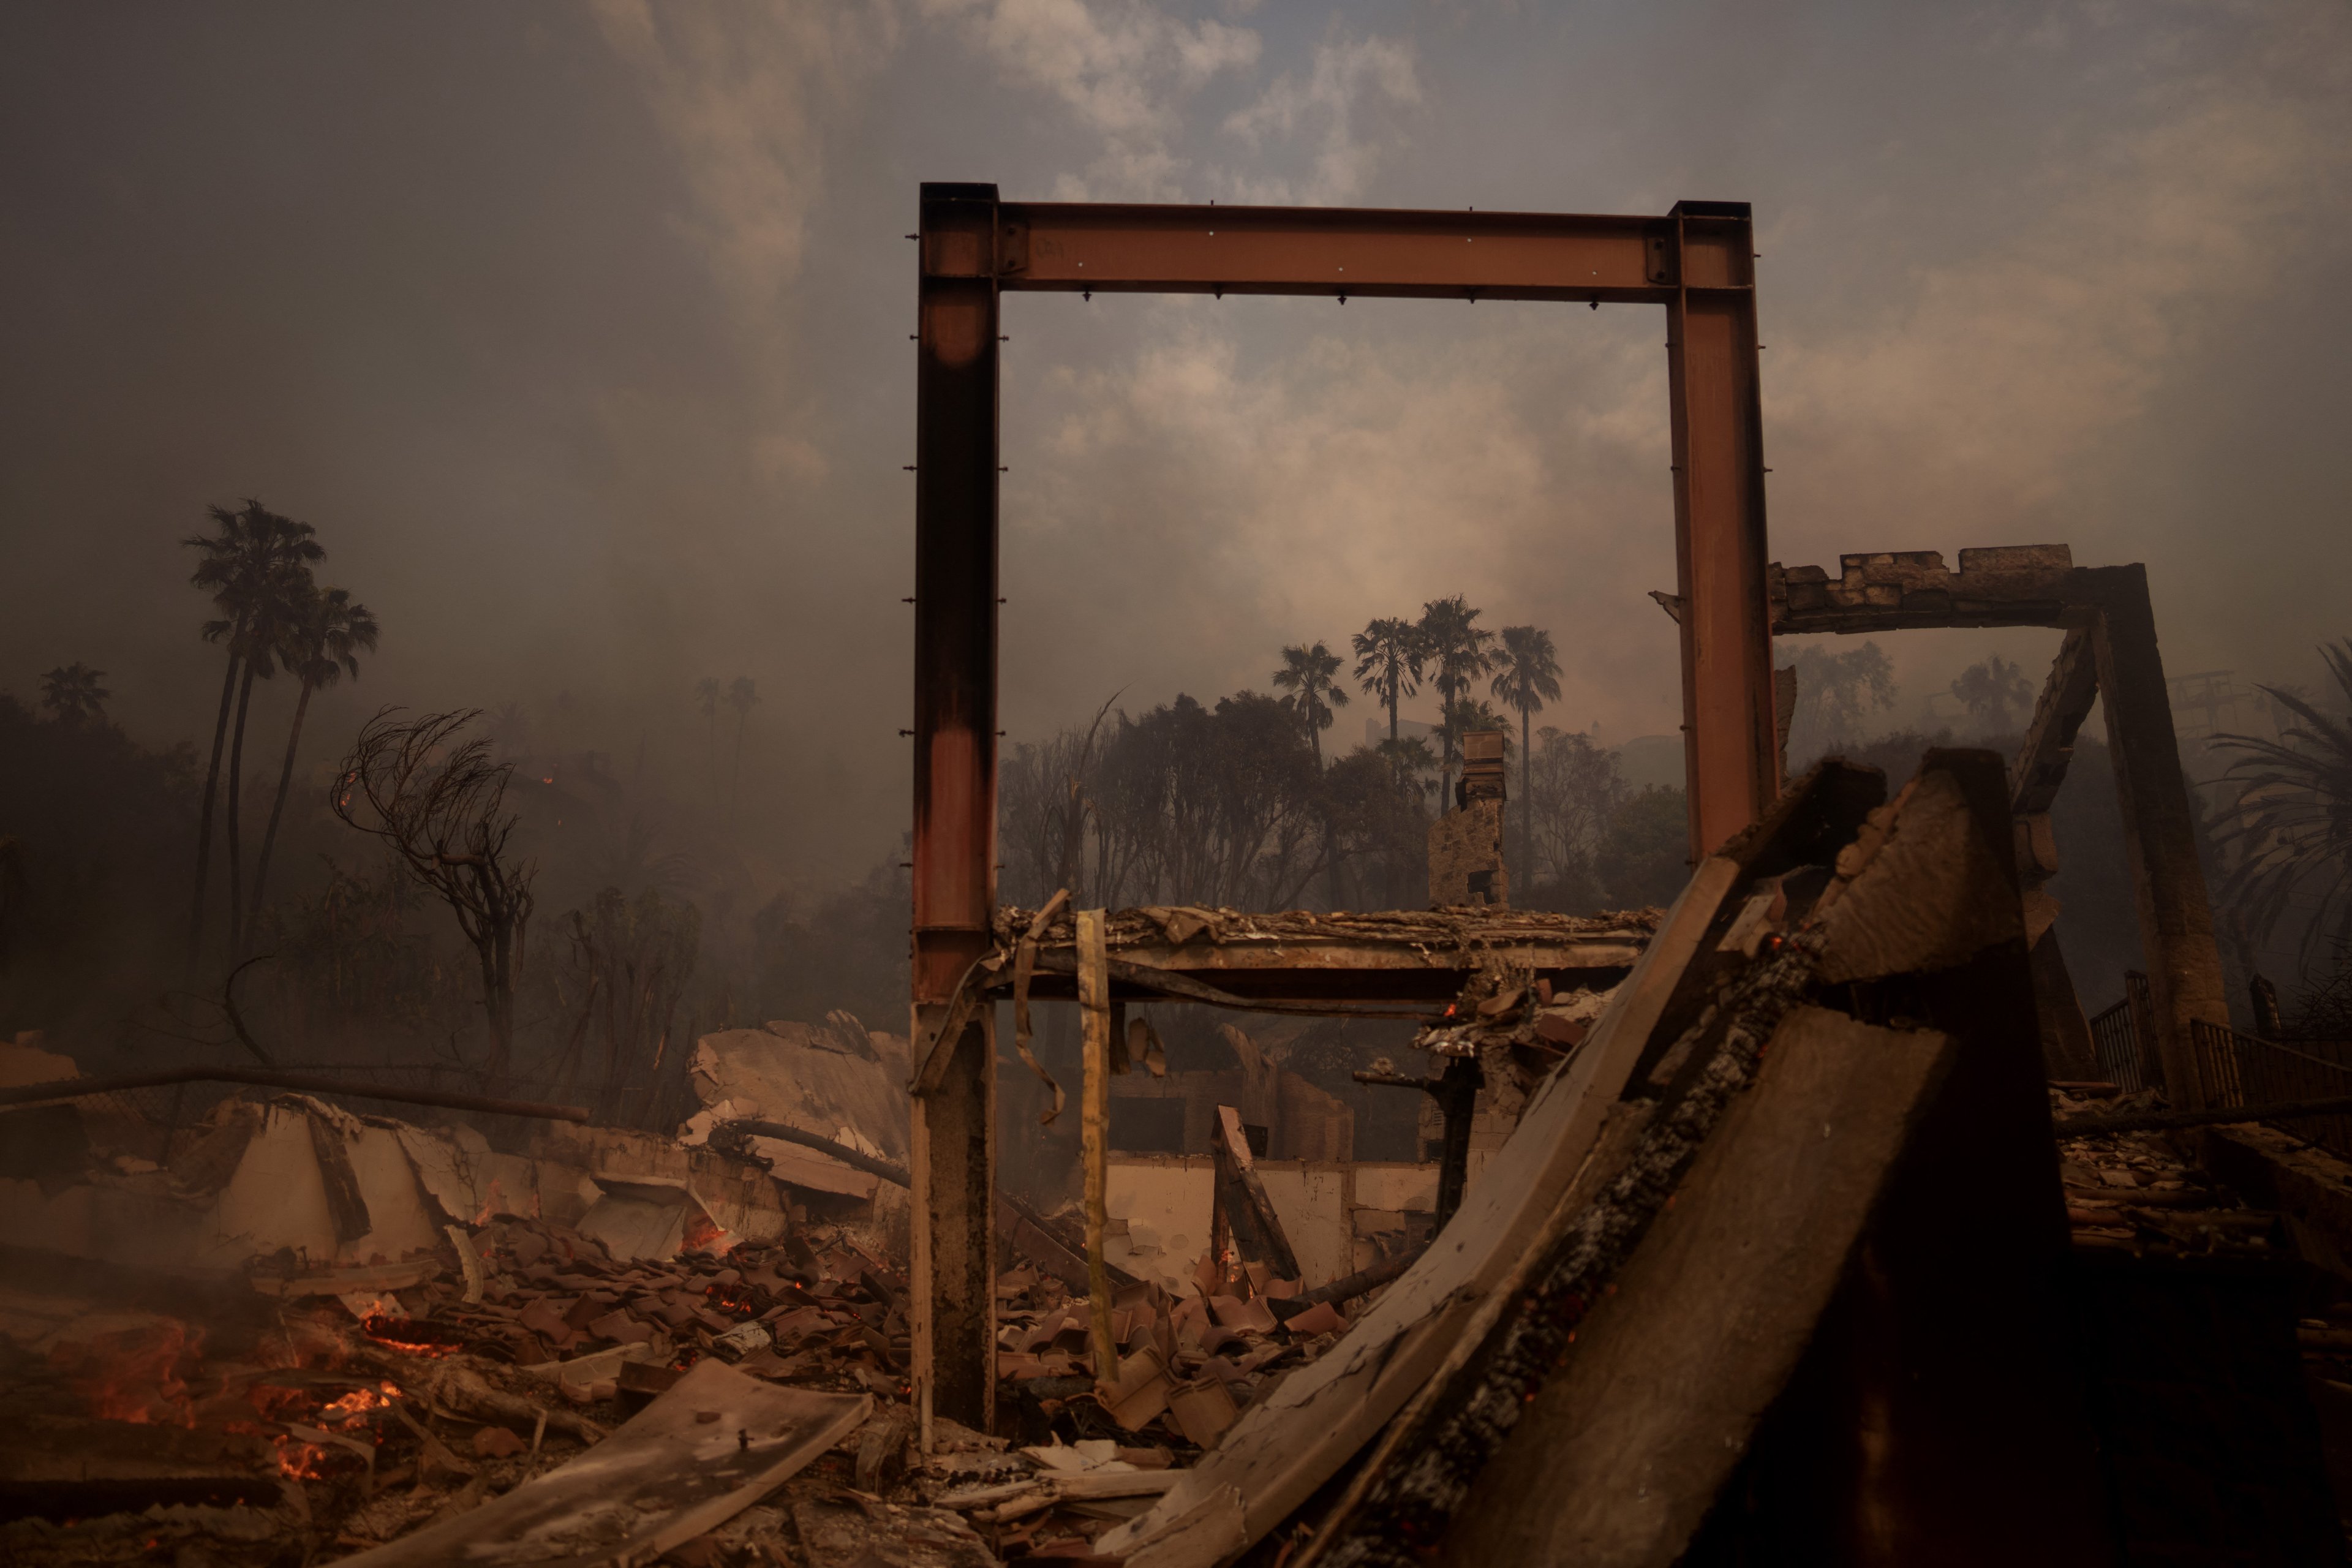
[319,1381,401,1419]
[682,1213,734,1254]
[361,1314,460,1357]
[48,1316,201,1426]
[273,1434,343,1480]
[704,1280,759,1316]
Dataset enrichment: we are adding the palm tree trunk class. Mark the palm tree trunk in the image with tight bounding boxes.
[244,678,315,958]
[729,715,747,834]
[1438,685,1455,811]
[224,661,259,959]
[188,647,242,967]
[1521,707,1533,902]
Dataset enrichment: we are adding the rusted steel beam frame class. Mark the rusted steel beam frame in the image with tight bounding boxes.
[911,180,1003,1439]
[993,200,1676,302]
[1665,203,1779,859]
[908,186,1781,1432]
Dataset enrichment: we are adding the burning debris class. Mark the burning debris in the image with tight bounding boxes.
[0,1010,1400,1566]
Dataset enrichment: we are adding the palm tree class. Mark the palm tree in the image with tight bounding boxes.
[221,565,315,957]
[1950,654,2034,734]
[1352,617,1423,778]
[695,678,722,800]
[2213,639,2352,959]
[1492,625,1563,891]
[244,586,379,954]
[1418,595,1497,807]
[1272,643,1351,766]
[1374,734,1439,802]
[1444,695,1514,745]
[184,502,322,967]
[726,676,758,828]
[38,664,110,726]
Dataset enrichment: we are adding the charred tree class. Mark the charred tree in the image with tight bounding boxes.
[334,708,535,1087]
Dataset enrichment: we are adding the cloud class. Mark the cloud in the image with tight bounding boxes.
[1220,33,1422,205]
[922,0,1261,198]
[1764,12,2352,548]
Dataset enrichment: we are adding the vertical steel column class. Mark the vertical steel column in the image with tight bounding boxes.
[2084,565,2229,1110]
[910,181,1002,1435]
[1664,200,1779,861]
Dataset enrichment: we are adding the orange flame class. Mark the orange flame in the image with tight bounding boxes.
[50,1317,201,1426]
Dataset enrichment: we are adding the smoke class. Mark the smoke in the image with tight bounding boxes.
[2,0,2347,910]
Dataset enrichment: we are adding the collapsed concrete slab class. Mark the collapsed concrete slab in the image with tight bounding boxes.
[1102,755,2122,1567]
[687,1012,912,1200]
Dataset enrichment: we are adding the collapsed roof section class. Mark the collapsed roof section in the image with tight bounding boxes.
[980,905,1656,1009]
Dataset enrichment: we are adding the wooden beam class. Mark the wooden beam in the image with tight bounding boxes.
[1078,909,1118,1390]
[2011,625,2100,822]
[2082,566,2230,1110]
[1213,1104,1301,1281]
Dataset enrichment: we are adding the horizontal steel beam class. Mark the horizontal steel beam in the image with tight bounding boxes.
[936,201,1755,303]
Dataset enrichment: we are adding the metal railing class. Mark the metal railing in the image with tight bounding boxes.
[2190,1019,2352,1162]
[2089,971,2160,1093]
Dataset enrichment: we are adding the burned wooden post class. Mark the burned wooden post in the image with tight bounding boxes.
[1430,1055,1483,1229]
[1351,1058,1485,1230]
[1077,908,1118,1389]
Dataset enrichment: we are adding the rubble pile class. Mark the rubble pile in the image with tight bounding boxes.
[2052,1085,2283,1261]
[990,1252,1351,1445]
[0,1202,1373,1566]
[0,1054,1385,1568]
[0,1207,904,1562]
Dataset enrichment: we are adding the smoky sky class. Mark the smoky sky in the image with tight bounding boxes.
[4,1,2348,889]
